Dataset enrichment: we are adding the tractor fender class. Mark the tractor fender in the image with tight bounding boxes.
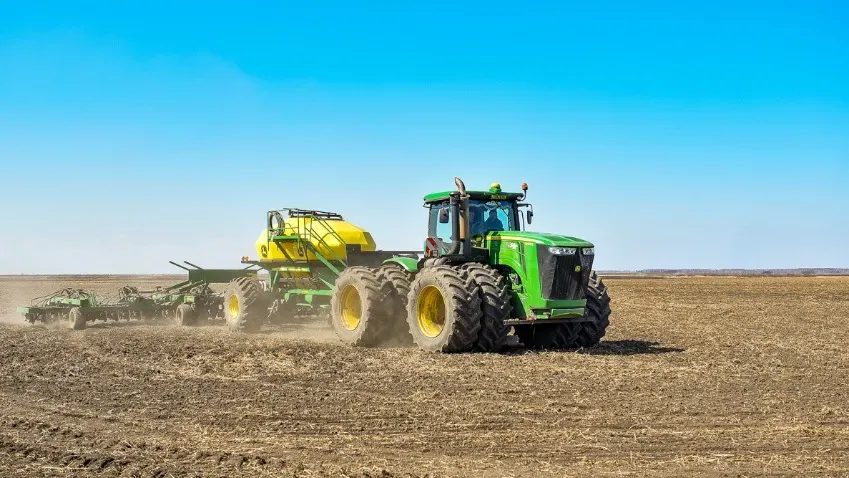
[382,257,419,273]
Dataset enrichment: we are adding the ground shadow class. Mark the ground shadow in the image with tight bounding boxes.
[81,319,177,330]
[254,316,328,335]
[576,339,685,356]
[502,339,685,356]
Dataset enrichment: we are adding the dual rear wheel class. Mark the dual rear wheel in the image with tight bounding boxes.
[329,267,394,346]
[329,263,513,353]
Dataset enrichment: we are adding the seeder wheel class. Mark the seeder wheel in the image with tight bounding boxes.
[68,307,86,330]
[223,277,267,333]
[175,303,196,326]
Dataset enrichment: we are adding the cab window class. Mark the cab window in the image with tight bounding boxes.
[428,203,455,244]
[469,200,517,236]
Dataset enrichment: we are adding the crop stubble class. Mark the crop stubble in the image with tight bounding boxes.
[0,275,847,477]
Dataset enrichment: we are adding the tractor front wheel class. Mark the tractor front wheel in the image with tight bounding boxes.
[223,277,267,333]
[330,267,394,346]
[572,272,612,347]
[405,266,482,353]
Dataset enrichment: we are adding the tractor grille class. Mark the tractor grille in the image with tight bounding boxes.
[537,247,594,300]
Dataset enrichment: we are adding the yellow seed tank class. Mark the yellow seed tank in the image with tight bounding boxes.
[255,216,377,265]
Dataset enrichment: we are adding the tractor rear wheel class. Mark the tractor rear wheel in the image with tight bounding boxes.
[175,303,196,326]
[405,266,482,353]
[330,267,394,346]
[68,307,86,330]
[461,263,512,352]
[223,277,267,333]
[379,263,415,344]
[573,272,612,347]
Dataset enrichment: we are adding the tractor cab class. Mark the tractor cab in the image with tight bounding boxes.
[424,182,533,256]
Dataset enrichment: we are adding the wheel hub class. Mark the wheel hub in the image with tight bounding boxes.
[228,295,240,317]
[340,285,362,330]
[417,285,446,338]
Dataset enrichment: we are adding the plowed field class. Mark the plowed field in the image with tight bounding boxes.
[1,275,848,477]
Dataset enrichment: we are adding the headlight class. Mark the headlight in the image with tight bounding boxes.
[549,246,576,255]
[582,247,594,256]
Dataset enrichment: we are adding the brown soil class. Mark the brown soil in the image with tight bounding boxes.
[0,275,848,477]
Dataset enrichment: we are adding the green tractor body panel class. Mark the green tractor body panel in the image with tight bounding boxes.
[382,256,419,272]
[424,190,525,203]
[482,233,593,323]
[487,230,593,248]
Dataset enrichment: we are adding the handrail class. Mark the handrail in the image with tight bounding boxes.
[267,208,352,278]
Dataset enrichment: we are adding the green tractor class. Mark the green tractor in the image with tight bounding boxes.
[366,177,610,352]
[226,177,611,353]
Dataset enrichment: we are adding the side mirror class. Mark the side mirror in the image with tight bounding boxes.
[439,207,450,224]
[526,210,533,224]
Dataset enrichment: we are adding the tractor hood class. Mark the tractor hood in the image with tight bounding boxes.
[488,231,594,248]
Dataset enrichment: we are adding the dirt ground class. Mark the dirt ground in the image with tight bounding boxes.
[1,275,848,477]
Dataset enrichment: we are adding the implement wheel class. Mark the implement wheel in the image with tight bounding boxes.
[223,277,266,333]
[330,267,394,346]
[68,307,86,330]
[175,303,196,327]
[405,266,482,353]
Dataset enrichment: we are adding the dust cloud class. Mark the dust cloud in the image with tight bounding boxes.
[0,313,24,325]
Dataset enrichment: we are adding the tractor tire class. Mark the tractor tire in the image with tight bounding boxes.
[330,267,395,347]
[405,266,482,353]
[573,271,612,347]
[422,257,451,268]
[378,264,415,344]
[461,263,512,352]
[68,307,86,330]
[515,323,575,350]
[175,303,196,326]
[223,277,266,333]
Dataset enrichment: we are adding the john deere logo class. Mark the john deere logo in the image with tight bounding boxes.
[575,265,582,272]
[261,245,268,258]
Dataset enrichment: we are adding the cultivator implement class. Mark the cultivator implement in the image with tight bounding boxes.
[17,262,258,330]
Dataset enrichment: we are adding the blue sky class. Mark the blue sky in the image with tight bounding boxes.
[0,1,847,273]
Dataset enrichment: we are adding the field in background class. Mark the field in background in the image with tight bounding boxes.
[1,275,848,476]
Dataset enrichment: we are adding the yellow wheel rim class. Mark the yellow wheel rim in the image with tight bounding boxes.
[417,285,446,338]
[340,285,362,330]
[228,295,240,317]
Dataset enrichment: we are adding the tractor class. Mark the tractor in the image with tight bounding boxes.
[224,178,611,353]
